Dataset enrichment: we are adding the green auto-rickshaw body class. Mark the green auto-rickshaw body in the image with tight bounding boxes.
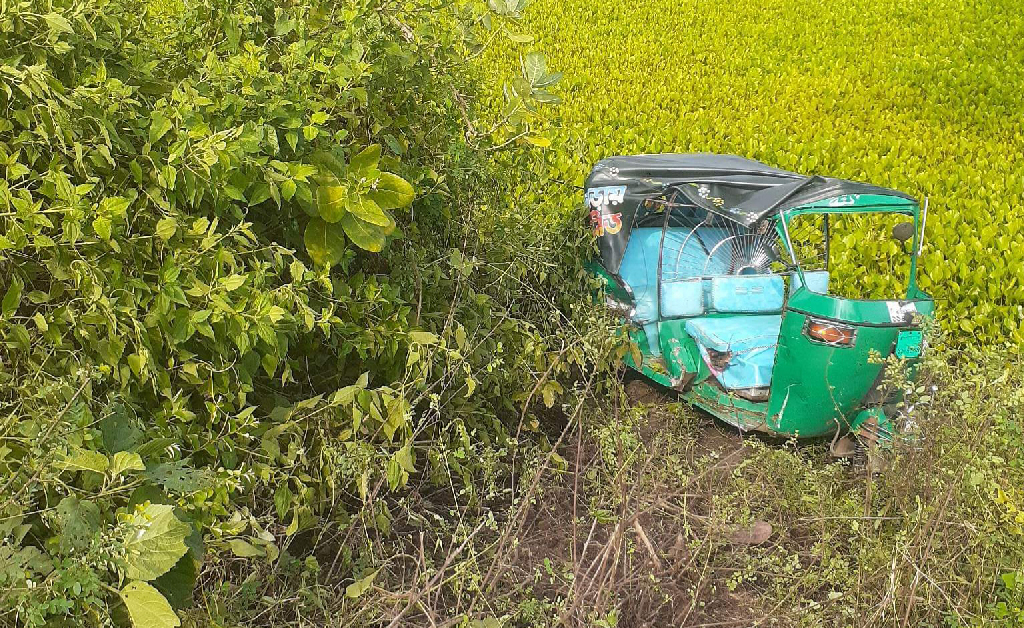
[586,154,934,440]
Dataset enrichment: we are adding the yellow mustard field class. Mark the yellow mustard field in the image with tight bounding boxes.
[489,0,1024,344]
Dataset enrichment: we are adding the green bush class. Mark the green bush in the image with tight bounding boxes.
[0,0,604,625]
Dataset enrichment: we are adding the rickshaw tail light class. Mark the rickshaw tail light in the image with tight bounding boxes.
[805,320,856,346]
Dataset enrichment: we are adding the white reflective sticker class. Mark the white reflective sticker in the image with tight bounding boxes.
[886,300,917,324]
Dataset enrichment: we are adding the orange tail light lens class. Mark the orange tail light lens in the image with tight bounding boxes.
[804,319,856,346]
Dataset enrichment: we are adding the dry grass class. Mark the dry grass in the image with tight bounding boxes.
[187,350,1024,628]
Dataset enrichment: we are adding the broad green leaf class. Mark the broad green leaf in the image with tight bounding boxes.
[504,30,534,43]
[316,183,348,222]
[110,452,146,477]
[58,448,109,474]
[368,173,415,210]
[345,196,390,227]
[303,218,347,267]
[266,306,286,323]
[396,444,415,473]
[149,113,174,145]
[228,539,264,558]
[541,381,563,408]
[532,90,561,104]
[274,484,293,520]
[123,504,191,581]
[93,216,112,240]
[523,52,548,85]
[155,218,177,241]
[386,456,406,489]
[533,71,562,89]
[218,275,246,291]
[408,331,439,345]
[101,407,144,453]
[2,279,22,318]
[350,144,381,174]
[153,554,197,610]
[340,213,386,252]
[100,196,132,216]
[142,461,212,493]
[345,570,378,598]
[120,581,180,628]
[55,497,101,553]
[275,17,296,37]
[261,352,279,377]
[43,12,74,35]
[281,179,297,200]
[247,183,271,206]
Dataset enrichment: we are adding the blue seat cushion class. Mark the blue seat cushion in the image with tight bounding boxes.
[660,278,704,318]
[685,315,782,389]
[709,275,785,313]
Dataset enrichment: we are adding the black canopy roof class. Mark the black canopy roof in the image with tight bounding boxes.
[586,154,916,273]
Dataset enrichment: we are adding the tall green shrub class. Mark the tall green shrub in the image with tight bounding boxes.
[0,0,594,625]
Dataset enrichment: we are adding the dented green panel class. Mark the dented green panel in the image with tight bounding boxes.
[763,288,933,437]
[621,287,933,438]
[657,319,707,381]
[684,381,769,431]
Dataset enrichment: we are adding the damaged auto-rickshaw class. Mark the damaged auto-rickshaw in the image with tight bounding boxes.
[586,154,933,454]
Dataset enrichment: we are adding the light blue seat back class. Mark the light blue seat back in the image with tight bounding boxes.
[790,270,829,295]
[660,278,704,318]
[709,275,785,313]
[618,229,662,322]
[619,228,773,323]
[662,228,731,279]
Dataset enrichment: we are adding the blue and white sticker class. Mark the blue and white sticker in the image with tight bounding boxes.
[828,194,862,207]
[886,300,917,324]
[585,185,626,208]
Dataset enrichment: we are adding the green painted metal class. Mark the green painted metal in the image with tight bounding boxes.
[684,381,769,431]
[895,330,924,359]
[788,194,916,212]
[783,287,934,326]
[657,319,708,382]
[851,407,894,446]
[588,260,632,303]
[763,294,928,437]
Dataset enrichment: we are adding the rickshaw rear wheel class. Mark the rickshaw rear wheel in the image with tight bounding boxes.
[830,433,859,458]
[830,413,889,473]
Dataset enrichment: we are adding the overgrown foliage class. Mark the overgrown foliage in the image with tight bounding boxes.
[3,0,1021,626]
[0,0,601,625]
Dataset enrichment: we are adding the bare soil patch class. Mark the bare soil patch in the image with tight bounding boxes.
[495,381,783,627]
